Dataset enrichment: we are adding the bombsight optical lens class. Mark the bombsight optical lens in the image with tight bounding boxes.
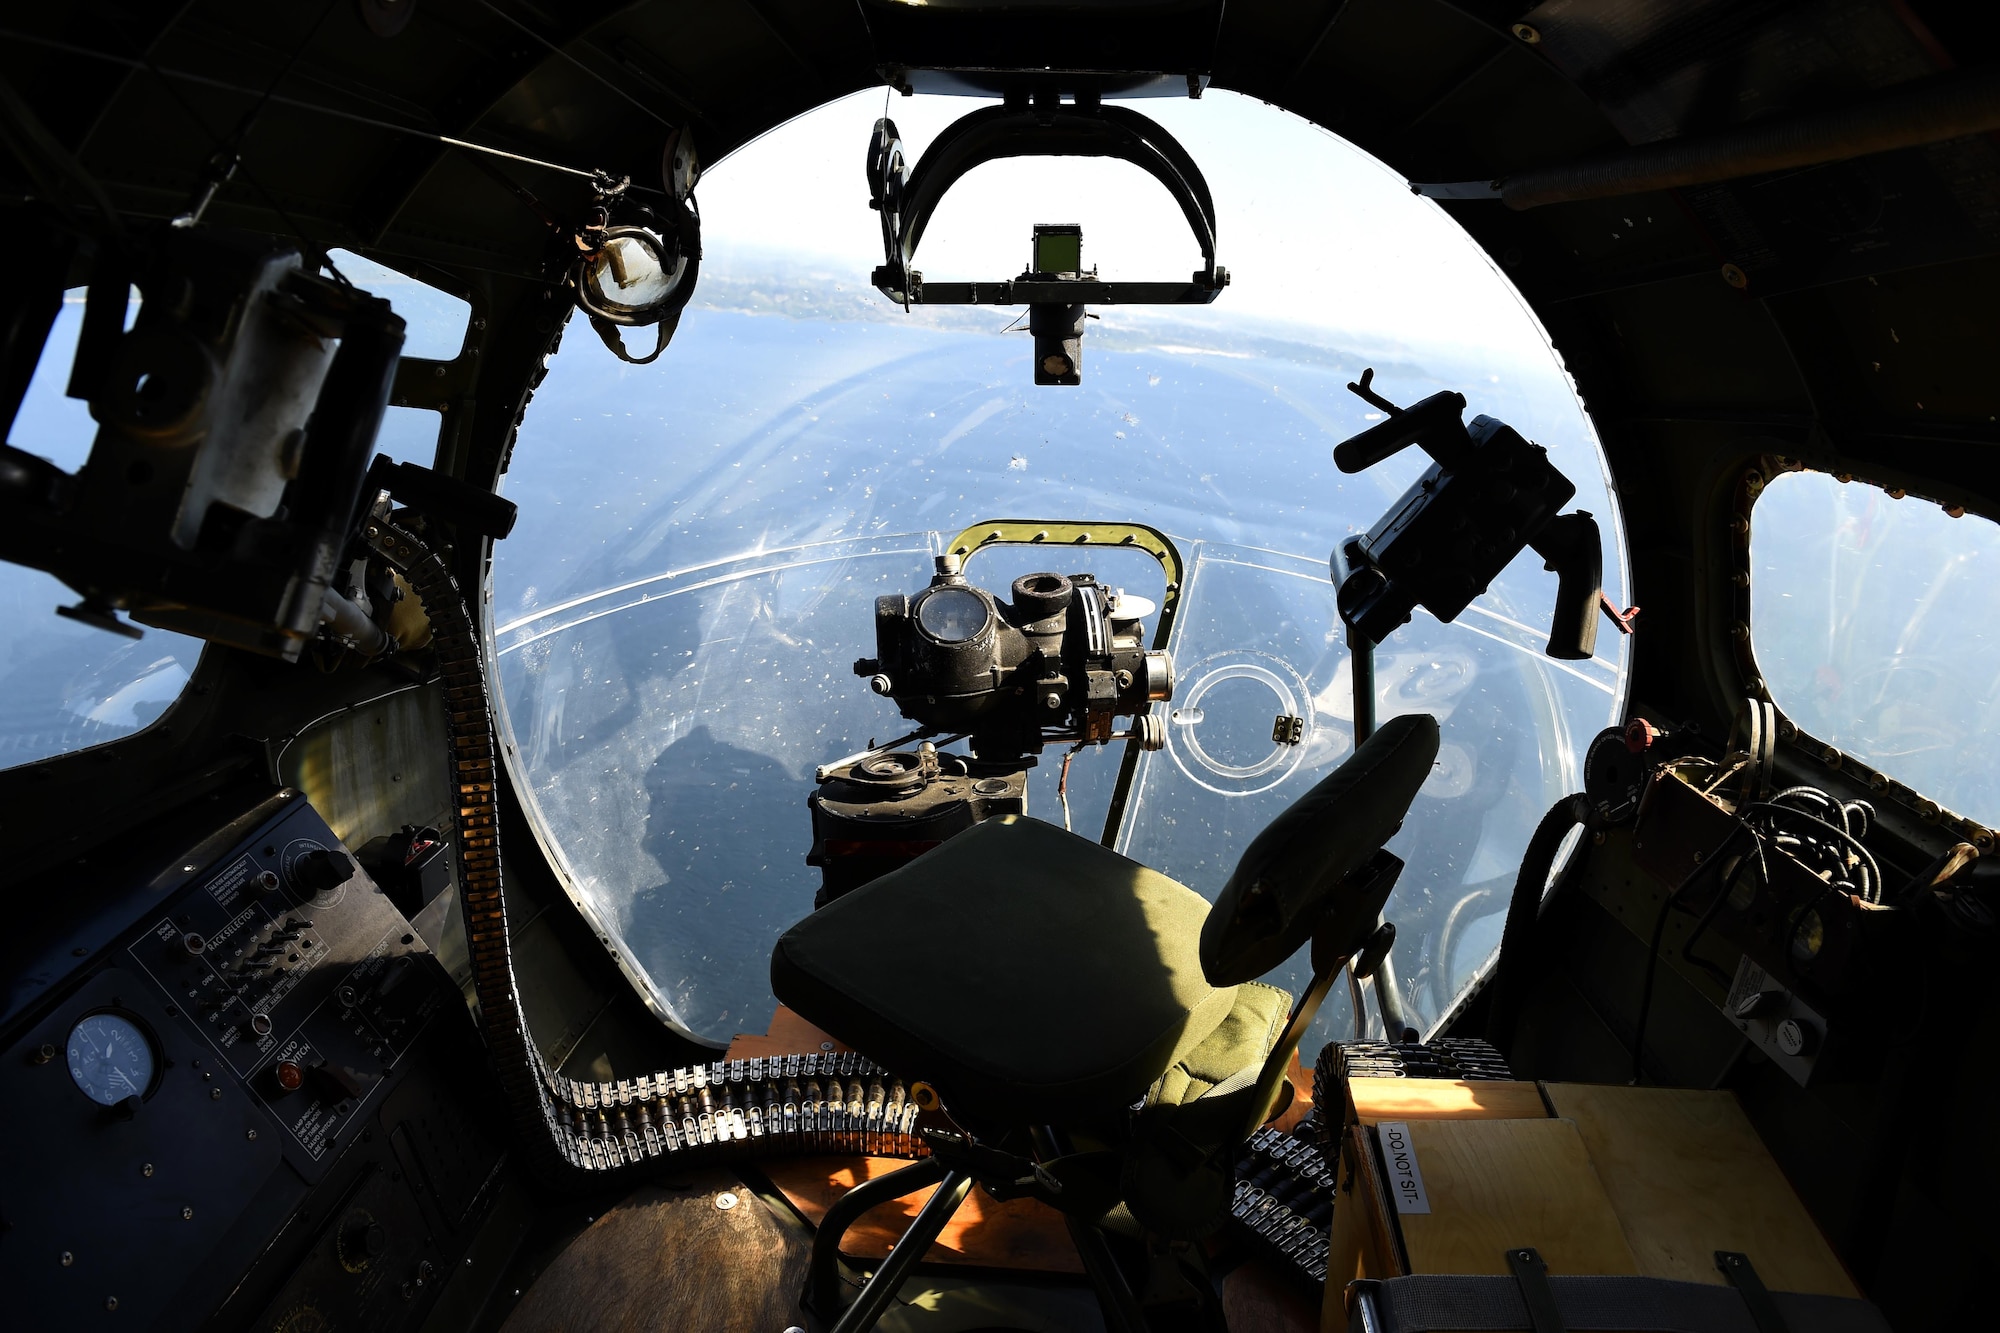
[915,586,990,643]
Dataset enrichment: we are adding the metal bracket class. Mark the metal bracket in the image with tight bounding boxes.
[1504,1246,1569,1333]
[1716,1250,1791,1333]
[869,104,1225,304]
[943,519,1183,653]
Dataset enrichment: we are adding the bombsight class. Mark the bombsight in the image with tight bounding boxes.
[854,555,1174,762]
[1332,370,1605,661]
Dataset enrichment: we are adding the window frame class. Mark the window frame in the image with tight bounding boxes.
[1736,457,1997,857]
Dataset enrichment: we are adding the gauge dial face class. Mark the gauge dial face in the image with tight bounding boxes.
[66,1012,157,1106]
[916,586,989,643]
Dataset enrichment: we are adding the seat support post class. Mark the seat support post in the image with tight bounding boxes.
[1061,1212,1150,1333]
[825,1167,975,1333]
[804,1157,950,1319]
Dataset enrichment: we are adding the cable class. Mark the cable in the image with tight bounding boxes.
[168,0,345,239]
[0,29,649,190]
[1483,795,1588,1052]
[87,21,349,278]
[1630,779,1877,1081]
[1057,741,1086,832]
[1747,799,1883,902]
[1630,819,1752,1084]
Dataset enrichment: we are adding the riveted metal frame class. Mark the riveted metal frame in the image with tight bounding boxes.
[1729,456,1996,857]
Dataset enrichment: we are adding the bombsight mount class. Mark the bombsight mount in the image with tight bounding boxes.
[866,97,1229,384]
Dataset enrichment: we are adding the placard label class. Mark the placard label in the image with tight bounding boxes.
[1378,1120,1431,1214]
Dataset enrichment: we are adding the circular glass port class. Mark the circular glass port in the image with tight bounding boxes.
[915,587,989,643]
[1166,654,1314,796]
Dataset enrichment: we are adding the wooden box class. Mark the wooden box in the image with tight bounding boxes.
[1321,1079,1856,1330]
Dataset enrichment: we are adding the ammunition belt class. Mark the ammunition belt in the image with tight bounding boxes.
[375,516,932,1184]
[1232,1038,1517,1292]
[1230,1123,1335,1285]
[1316,1037,1514,1102]
[538,1051,930,1170]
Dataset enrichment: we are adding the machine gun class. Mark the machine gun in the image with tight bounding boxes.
[1327,370,1618,1040]
[1332,368,1606,662]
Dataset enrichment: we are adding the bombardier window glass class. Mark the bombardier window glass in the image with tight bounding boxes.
[1,288,204,770]
[489,91,1630,1046]
[1752,471,1997,825]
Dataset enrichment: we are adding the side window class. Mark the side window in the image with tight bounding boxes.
[325,250,471,361]
[2,288,204,768]
[1751,470,1998,825]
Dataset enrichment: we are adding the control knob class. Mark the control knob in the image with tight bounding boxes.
[293,849,355,895]
[1774,1017,1818,1058]
[337,1210,387,1272]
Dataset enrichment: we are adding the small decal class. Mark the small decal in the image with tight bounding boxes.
[1378,1121,1430,1214]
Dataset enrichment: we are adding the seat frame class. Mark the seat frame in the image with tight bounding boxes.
[799,851,1404,1333]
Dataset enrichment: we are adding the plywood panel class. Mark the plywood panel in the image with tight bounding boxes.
[765,1154,1083,1274]
[1269,1048,1316,1134]
[1545,1083,1858,1297]
[503,1170,808,1333]
[1327,1122,1404,1283]
[1348,1078,1548,1125]
[725,1005,851,1060]
[1397,1118,1638,1277]
[1223,1255,1321,1333]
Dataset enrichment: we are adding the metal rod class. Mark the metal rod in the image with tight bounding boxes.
[1372,950,1418,1044]
[1332,553,1409,1038]
[1030,1125,1146,1333]
[1350,623,1376,745]
[1061,1212,1149,1333]
[827,1168,975,1333]
[804,1156,948,1318]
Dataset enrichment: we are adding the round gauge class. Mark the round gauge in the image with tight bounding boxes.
[915,586,990,643]
[66,1011,158,1106]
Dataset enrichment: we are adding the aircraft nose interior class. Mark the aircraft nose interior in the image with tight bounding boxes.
[2,4,1995,1332]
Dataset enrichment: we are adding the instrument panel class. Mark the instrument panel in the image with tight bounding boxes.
[0,790,508,1331]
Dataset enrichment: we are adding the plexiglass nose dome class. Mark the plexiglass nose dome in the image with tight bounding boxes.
[486,89,1630,1050]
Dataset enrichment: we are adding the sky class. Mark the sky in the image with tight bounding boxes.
[693,87,1566,364]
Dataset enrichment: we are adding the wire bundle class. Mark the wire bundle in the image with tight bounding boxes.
[1748,786,1881,903]
[1632,781,1877,1081]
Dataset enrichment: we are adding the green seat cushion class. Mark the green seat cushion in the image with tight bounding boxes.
[770,815,1238,1126]
[1143,980,1291,1110]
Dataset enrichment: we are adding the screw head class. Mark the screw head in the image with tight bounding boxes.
[142,1163,154,1178]
[61,1251,74,1267]
[182,1206,193,1220]
[106,1296,118,1311]
[714,1192,738,1210]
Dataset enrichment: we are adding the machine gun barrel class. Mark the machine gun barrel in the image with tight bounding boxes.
[1332,390,1468,473]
